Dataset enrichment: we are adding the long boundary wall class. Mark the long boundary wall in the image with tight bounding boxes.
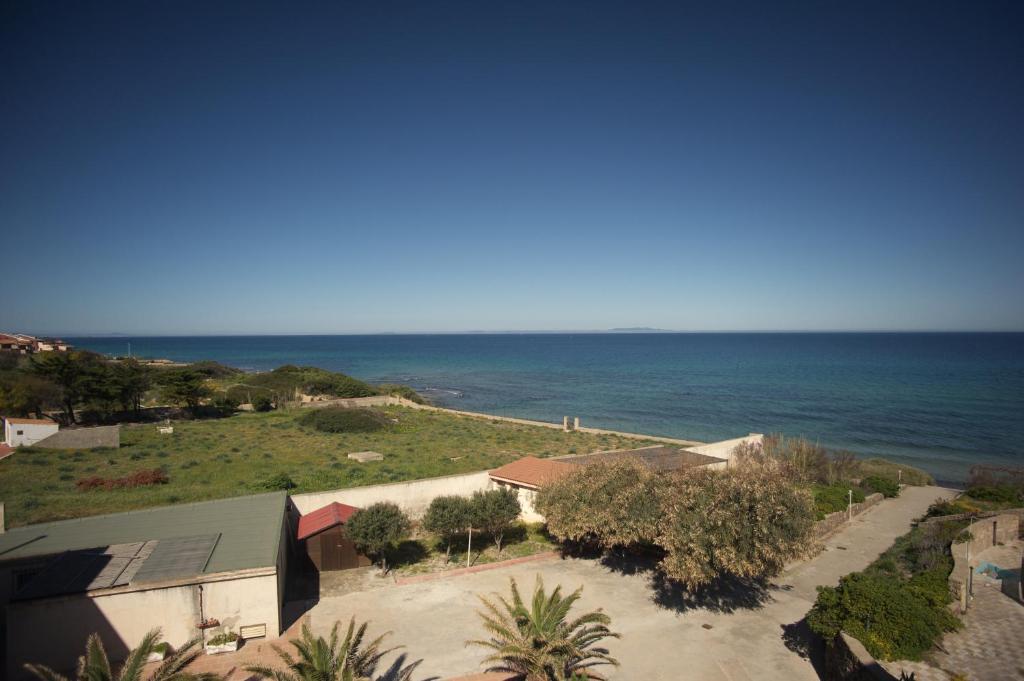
[289,471,492,517]
[300,396,704,447]
[34,425,120,450]
[814,493,885,539]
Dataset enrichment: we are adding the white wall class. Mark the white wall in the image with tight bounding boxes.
[4,421,59,447]
[491,480,545,523]
[290,471,492,517]
[687,433,763,466]
[6,571,280,680]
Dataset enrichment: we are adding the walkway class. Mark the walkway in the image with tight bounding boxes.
[178,485,954,680]
[887,541,1024,681]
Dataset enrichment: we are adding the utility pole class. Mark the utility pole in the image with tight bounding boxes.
[848,489,853,521]
[466,526,473,568]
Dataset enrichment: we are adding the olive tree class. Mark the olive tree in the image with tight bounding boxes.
[656,460,815,588]
[536,458,664,549]
[471,489,521,555]
[423,495,472,563]
[346,502,411,573]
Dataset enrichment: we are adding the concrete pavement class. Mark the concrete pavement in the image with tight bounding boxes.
[301,484,956,680]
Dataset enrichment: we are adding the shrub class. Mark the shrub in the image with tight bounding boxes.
[376,384,427,404]
[258,473,296,490]
[807,571,959,661]
[858,458,934,486]
[298,407,389,433]
[537,458,664,549]
[862,476,900,498]
[657,460,815,588]
[76,468,169,491]
[251,394,275,412]
[346,502,411,572]
[965,485,1020,504]
[423,495,472,562]
[813,484,866,518]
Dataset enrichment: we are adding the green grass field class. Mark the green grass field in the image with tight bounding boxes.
[0,406,658,527]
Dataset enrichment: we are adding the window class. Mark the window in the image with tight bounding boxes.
[16,430,23,436]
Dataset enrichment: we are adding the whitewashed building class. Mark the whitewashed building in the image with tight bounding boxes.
[3,418,59,447]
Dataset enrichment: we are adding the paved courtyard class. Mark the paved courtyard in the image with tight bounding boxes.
[298,485,954,680]
[178,485,953,680]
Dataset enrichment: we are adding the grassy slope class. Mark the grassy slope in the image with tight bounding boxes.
[1,405,657,527]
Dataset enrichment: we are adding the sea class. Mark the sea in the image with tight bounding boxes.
[67,333,1024,484]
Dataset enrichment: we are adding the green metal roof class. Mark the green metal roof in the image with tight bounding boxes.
[0,493,287,575]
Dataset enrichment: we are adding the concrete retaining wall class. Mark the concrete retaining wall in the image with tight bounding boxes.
[289,471,493,517]
[814,493,885,539]
[34,425,120,450]
[949,512,1021,613]
[825,633,898,681]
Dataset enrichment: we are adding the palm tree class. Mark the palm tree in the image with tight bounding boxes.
[245,619,421,681]
[25,628,217,681]
[470,576,620,681]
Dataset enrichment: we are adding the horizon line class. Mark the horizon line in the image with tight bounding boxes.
[46,329,1024,338]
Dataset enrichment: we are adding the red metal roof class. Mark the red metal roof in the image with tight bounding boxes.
[297,502,360,540]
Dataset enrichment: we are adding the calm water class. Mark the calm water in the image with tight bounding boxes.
[68,333,1024,483]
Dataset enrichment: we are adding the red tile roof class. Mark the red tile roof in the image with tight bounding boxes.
[489,456,575,489]
[0,444,14,460]
[297,502,360,540]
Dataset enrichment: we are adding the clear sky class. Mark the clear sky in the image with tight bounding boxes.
[2,1,1022,334]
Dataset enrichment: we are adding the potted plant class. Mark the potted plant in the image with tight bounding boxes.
[205,631,240,654]
[147,641,172,662]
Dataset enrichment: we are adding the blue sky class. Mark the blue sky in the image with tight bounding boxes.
[2,1,1022,334]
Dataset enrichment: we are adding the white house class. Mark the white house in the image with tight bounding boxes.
[3,418,59,447]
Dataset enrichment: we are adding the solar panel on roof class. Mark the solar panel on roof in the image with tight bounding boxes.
[131,534,220,584]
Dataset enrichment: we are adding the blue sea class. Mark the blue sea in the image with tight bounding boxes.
[67,333,1024,484]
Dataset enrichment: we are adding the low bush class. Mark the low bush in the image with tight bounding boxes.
[862,476,900,498]
[858,458,934,486]
[808,571,959,661]
[812,484,866,518]
[965,484,1020,504]
[257,473,297,491]
[298,407,389,433]
[251,394,275,412]
[76,468,169,491]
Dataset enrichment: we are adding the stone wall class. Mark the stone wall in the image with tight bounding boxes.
[825,633,898,681]
[949,512,1021,613]
[33,425,120,450]
[814,493,885,539]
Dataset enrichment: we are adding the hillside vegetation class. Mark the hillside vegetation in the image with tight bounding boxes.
[0,405,660,527]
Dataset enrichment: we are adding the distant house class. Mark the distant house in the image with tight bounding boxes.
[488,456,576,522]
[3,417,59,447]
[0,333,70,354]
[0,492,293,680]
[297,502,371,571]
[0,334,34,354]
